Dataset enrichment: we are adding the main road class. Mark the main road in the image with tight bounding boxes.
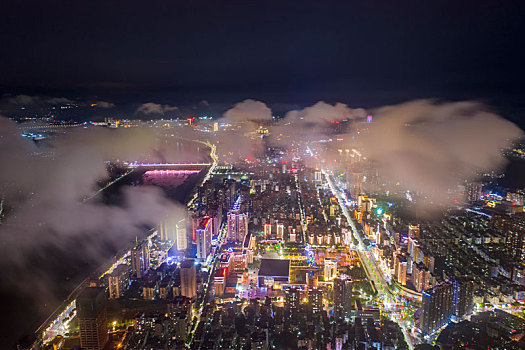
[323,169,415,350]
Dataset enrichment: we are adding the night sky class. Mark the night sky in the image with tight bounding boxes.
[0,0,524,116]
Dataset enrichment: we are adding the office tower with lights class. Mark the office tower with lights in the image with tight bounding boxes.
[309,287,323,316]
[77,287,108,350]
[421,282,454,335]
[196,217,212,260]
[107,264,129,299]
[465,182,482,203]
[276,223,284,239]
[451,278,474,319]
[264,223,272,237]
[285,287,301,325]
[333,275,352,321]
[131,242,150,279]
[324,259,338,281]
[227,197,248,243]
[175,218,188,251]
[159,217,176,242]
[180,260,197,299]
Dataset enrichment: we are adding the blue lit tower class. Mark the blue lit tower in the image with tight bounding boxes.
[227,196,248,243]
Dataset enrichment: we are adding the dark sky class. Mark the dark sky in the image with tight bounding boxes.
[0,0,524,112]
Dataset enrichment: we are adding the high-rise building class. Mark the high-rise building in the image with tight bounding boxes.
[493,213,525,261]
[308,287,323,316]
[408,225,420,239]
[227,197,248,243]
[196,217,212,260]
[324,259,338,281]
[131,242,150,279]
[264,223,272,237]
[180,260,197,299]
[77,287,108,350]
[176,218,188,251]
[159,217,176,242]
[421,282,454,335]
[451,278,474,319]
[276,223,284,239]
[465,182,482,203]
[333,275,352,320]
[107,264,129,299]
[160,215,188,251]
[285,287,301,325]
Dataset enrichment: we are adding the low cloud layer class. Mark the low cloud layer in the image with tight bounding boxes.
[223,99,272,123]
[0,118,200,319]
[271,101,366,147]
[2,94,74,105]
[352,100,523,206]
[136,102,178,115]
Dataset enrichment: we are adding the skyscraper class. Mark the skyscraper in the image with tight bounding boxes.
[159,217,176,242]
[421,282,454,335]
[77,287,108,350]
[227,197,248,243]
[180,260,197,299]
[285,287,301,325]
[131,242,150,279]
[160,215,188,251]
[333,275,352,321]
[465,182,482,203]
[451,277,474,320]
[175,218,188,251]
[324,259,338,281]
[196,217,212,260]
[107,264,129,299]
[308,287,323,316]
[276,223,284,239]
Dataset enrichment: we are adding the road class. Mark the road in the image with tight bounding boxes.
[188,141,218,208]
[323,169,415,350]
[187,213,227,347]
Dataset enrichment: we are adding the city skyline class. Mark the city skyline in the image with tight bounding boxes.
[1,1,525,349]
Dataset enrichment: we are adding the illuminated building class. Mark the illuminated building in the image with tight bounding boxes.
[159,214,187,250]
[308,287,323,316]
[214,269,226,296]
[466,182,482,202]
[412,262,431,293]
[159,217,176,242]
[196,217,212,260]
[168,296,193,341]
[227,196,248,243]
[324,259,338,281]
[176,218,188,251]
[333,275,352,321]
[77,287,108,350]
[408,224,420,239]
[421,283,454,335]
[131,242,150,279]
[394,253,408,286]
[314,170,322,184]
[264,223,272,237]
[451,278,474,319]
[107,264,129,299]
[180,260,197,299]
[142,283,155,300]
[285,287,301,325]
[276,223,284,239]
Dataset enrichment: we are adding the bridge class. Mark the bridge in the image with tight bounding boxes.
[126,162,211,171]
